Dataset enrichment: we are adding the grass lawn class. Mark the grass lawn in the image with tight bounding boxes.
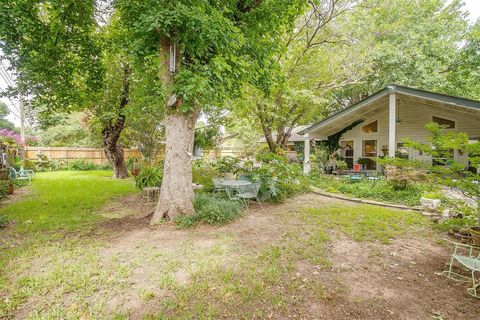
[0,172,478,319]
[0,171,136,233]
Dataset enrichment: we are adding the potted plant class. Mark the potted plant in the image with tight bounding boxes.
[420,191,442,217]
[215,156,240,180]
[334,159,348,175]
[8,181,14,195]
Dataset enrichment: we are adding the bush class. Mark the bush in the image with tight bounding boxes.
[192,160,218,192]
[67,159,97,171]
[249,152,309,202]
[135,166,163,190]
[314,175,434,207]
[0,180,9,200]
[175,193,241,227]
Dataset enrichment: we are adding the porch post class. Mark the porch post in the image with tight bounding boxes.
[388,89,396,157]
[303,133,311,174]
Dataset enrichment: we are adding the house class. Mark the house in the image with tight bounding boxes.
[300,85,480,173]
[259,125,319,161]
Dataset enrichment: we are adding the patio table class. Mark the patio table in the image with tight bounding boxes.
[220,180,252,187]
[220,180,252,200]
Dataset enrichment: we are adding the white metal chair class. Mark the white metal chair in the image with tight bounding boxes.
[443,240,480,298]
[212,178,226,193]
[235,182,263,212]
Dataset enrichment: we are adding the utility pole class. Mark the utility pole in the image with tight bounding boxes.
[19,94,25,144]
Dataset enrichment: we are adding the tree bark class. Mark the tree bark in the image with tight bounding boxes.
[150,37,198,224]
[151,111,198,223]
[101,64,130,179]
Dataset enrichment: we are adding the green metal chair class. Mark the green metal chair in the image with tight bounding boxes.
[235,182,263,212]
[366,171,381,185]
[10,167,31,183]
[443,240,480,298]
[212,178,226,193]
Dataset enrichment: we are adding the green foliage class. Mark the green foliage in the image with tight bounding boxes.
[0,1,103,114]
[192,161,217,192]
[403,122,480,224]
[0,102,15,131]
[250,153,309,202]
[38,113,101,147]
[194,125,221,150]
[306,204,430,244]
[0,171,135,233]
[175,193,241,228]
[214,156,241,174]
[67,159,97,171]
[0,180,9,201]
[314,175,436,207]
[0,215,8,228]
[134,166,163,190]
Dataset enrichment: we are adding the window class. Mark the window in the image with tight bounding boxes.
[362,121,378,133]
[396,143,409,159]
[433,116,455,129]
[363,140,377,157]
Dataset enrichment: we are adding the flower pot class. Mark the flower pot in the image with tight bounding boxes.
[224,172,235,181]
[8,183,14,195]
[470,227,480,245]
[420,197,441,213]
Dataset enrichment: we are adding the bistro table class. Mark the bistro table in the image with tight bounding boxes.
[220,180,252,199]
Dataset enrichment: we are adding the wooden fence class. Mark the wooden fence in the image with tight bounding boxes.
[24,147,141,165]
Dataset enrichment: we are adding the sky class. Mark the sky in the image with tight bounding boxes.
[1,0,480,128]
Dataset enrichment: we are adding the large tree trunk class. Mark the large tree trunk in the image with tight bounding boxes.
[151,111,198,223]
[101,64,130,179]
[103,135,128,179]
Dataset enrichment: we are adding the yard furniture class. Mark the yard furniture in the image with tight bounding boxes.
[238,174,251,181]
[9,167,31,183]
[220,179,252,200]
[366,171,381,184]
[20,167,34,178]
[212,178,226,193]
[143,186,160,202]
[235,182,263,212]
[443,240,480,298]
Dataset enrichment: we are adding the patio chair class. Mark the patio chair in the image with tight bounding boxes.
[238,174,251,181]
[366,171,381,185]
[349,172,363,183]
[235,182,263,212]
[20,166,34,178]
[10,167,31,183]
[212,178,226,193]
[443,240,480,298]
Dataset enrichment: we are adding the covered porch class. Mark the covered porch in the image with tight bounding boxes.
[300,85,480,174]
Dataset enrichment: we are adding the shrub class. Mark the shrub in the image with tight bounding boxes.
[214,156,241,174]
[175,193,241,227]
[314,175,434,207]
[249,152,309,202]
[0,180,9,200]
[135,166,163,190]
[67,159,97,171]
[192,160,218,192]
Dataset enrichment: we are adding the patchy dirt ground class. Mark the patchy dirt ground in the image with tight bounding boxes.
[2,193,479,319]
[89,194,479,319]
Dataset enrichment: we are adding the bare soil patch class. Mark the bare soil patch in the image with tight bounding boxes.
[4,193,479,319]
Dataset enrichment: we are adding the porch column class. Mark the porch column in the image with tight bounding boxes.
[303,133,311,174]
[388,90,396,157]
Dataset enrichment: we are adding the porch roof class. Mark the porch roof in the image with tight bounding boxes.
[299,85,480,139]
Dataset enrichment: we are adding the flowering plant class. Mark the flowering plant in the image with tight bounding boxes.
[0,128,22,146]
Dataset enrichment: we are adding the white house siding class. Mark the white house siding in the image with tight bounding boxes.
[338,99,480,166]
